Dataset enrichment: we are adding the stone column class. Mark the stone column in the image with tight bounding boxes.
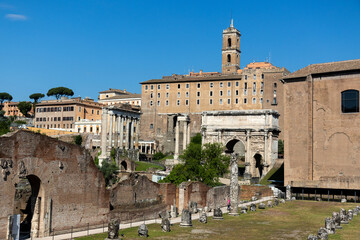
[244,130,251,180]
[187,121,191,145]
[229,153,239,216]
[174,119,179,162]
[149,143,152,154]
[125,117,130,150]
[264,130,268,174]
[130,118,135,149]
[99,108,108,165]
[108,113,114,150]
[135,119,139,149]
[183,121,187,150]
[119,116,124,149]
[114,115,119,148]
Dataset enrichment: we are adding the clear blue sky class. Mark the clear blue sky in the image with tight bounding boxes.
[1,0,359,101]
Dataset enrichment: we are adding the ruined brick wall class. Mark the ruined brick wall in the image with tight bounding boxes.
[240,185,273,200]
[159,183,177,209]
[0,130,109,239]
[183,182,211,209]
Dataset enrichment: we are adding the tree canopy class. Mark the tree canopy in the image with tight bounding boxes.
[17,101,32,117]
[160,134,230,186]
[47,87,74,100]
[29,93,45,103]
[0,92,13,110]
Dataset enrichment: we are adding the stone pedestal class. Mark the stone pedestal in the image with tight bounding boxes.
[267,201,273,208]
[340,208,349,224]
[332,212,342,229]
[161,218,170,232]
[213,207,223,220]
[170,205,178,218]
[180,209,192,227]
[199,212,207,224]
[250,203,256,211]
[286,185,292,201]
[258,203,266,209]
[106,219,120,240]
[325,217,335,234]
[189,201,198,214]
[138,223,148,237]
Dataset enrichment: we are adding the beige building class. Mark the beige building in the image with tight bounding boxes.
[283,59,360,190]
[140,21,288,154]
[98,88,141,106]
[34,97,103,132]
[2,101,34,118]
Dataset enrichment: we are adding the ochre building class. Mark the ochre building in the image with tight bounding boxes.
[140,21,288,153]
[283,59,360,190]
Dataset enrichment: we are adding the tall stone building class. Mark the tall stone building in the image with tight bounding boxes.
[283,59,360,189]
[140,21,289,155]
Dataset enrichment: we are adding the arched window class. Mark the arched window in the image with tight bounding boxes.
[341,90,359,113]
[228,38,231,47]
[227,54,231,63]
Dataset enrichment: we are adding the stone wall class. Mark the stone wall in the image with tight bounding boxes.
[240,185,273,200]
[0,130,109,239]
[181,182,211,210]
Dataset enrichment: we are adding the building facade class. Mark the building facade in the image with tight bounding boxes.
[140,21,288,154]
[34,97,103,132]
[2,101,34,118]
[283,59,360,189]
[98,88,141,106]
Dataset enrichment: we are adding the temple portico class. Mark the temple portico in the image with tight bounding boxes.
[99,105,141,165]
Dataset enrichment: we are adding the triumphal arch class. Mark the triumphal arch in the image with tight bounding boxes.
[201,110,280,182]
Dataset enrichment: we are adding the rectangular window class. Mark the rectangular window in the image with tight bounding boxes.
[166,84,170,89]
[261,74,264,79]
[197,92,200,97]
[186,92,189,97]
[178,84,181,89]
[219,99,223,104]
[166,92,169,98]
[220,82,223,87]
[253,74,256,80]
[177,100,180,105]
[79,107,81,112]
[274,90,277,96]
[253,98,256,104]
[235,90,239,96]
[210,91,213,97]
[158,93,160,98]
[157,101,160,106]
[197,83,201,88]
[166,100,169,106]
[220,90,223,96]
[236,81,239,87]
[227,82,231,87]
[97,110,99,115]
[145,85,148,90]
[151,85,154,90]
[227,99,231,104]
[272,97,277,105]
[227,90,231,96]
[158,85,161,90]
[92,109,94,114]
[210,82,214,88]
[245,75,247,80]
[177,92,180,98]
[197,99,200,105]
[261,82,264,89]
[244,89,247,95]
[210,99,213,104]
[244,98,247,104]
[260,89,263,95]
[185,99,189,105]
[260,98,263,103]
[235,98,239,104]
[150,124,153,129]
[150,101,153,106]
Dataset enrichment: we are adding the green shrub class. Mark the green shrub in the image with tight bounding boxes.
[153,152,166,160]
[98,160,119,186]
[74,135,82,146]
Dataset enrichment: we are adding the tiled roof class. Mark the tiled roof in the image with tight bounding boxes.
[101,93,141,100]
[140,74,242,84]
[283,59,360,80]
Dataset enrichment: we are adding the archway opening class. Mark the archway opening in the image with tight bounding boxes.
[226,139,245,176]
[121,161,128,171]
[254,154,263,177]
[228,38,231,47]
[14,175,41,239]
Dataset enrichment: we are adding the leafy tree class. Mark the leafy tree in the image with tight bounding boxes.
[29,93,45,104]
[98,160,119,186]
[0,92,13,110]
[47,87,74,100]
[153,152,166,161]
[160,134,230,187]
[74,135,82,146]
[17,101,32,117]
[0,119,10,135]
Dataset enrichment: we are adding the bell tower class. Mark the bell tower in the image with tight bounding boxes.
[222,19,241,74]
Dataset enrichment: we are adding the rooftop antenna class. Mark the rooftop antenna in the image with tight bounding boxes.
[268,52,271,63]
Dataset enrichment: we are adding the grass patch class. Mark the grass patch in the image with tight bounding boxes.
[135,161,164,172]
[76,201,360,240]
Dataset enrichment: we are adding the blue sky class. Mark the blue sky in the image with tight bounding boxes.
[1,0,359,101]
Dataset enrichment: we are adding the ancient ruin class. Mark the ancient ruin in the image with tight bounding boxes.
[180,209,192,227]
[229,153,239,216]
[0,131,109,239]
